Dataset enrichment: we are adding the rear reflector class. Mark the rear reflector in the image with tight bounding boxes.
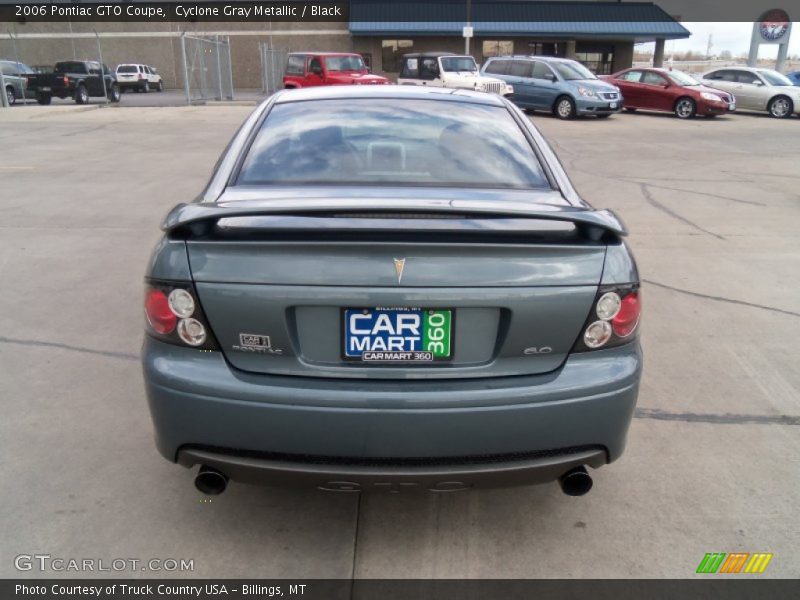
[145,289,176,334]
[612,292,640,338]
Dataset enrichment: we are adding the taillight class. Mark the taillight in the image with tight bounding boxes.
[572,285,640,352]
[144,288,176,334]
[62,75,69,85]
[139,73,145,80]
[144,281,217,350]
[612,292,640,338]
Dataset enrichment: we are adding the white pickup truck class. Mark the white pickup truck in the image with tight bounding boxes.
[397,52,513,97]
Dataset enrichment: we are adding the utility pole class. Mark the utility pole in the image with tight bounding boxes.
[464,0,472,55]
[0,67,8,108]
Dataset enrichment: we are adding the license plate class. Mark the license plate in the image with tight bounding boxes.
[343,308,453,363]
[41,86,51,92]
[729,102,736,110]
[609,102,618,109]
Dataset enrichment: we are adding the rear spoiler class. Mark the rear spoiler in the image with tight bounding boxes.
[163,199,627,240]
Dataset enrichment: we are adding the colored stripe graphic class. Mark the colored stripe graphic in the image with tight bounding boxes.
[719,553,749,573]
[697,553,726,574]
[744,553,773,574]
[697,552,773,574]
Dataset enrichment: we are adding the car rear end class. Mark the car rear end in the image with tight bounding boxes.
[116,64,145,91]
[24,69,70,99]
[142,88,642,495]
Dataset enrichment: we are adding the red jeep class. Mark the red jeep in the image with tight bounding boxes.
[283,53,390,88]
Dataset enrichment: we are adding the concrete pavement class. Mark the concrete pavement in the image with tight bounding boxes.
[0,104,798,579]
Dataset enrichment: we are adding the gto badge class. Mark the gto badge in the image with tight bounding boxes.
[393,258,406,284]
[523,346,553,355]
[233,333,283,354]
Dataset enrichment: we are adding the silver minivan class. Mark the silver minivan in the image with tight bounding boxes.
[482,56,623,119]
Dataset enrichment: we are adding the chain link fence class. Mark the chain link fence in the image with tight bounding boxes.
[180,34,234,103]
[259,43,287,96]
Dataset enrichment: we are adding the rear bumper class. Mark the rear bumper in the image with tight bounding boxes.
[178,446,606,492]
[143,338,642,489]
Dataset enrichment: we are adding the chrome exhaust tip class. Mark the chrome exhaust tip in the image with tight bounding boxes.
[559,466,593,496]
[194,465,229,495]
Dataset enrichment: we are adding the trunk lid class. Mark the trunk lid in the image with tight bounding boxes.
[172,191,620,380]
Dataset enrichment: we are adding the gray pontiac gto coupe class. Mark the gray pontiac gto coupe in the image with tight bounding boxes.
[142,86,642,496]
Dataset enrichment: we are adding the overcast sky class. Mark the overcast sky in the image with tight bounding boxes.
[640,22,800,58]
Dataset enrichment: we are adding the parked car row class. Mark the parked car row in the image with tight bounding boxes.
[281,52,800,121]
[1,59,165,105]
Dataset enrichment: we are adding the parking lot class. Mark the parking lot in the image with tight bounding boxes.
[1,104,798,579]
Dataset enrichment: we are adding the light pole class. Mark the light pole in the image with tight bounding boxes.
[464,0,472,55]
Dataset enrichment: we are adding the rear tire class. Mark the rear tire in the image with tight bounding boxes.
[74,84,88,105]
[5,85,15,106]
[768,95,793,118]
[624,107,637,112]
[108,83,121,103]
[143,82,150,93]
[596,113,612,119]
[674,97,696,119]
[36,93,52,105]
[554,95,576,120]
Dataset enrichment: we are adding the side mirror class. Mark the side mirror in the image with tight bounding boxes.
[662,83,670,89]
[753,80,763,86]
[547,73,557,83]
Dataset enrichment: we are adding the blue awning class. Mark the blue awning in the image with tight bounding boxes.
[349,1,690,41]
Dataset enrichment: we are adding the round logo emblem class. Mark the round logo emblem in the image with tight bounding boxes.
[759,9,790,41]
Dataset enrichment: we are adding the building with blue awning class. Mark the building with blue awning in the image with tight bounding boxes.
[349,1,690,75]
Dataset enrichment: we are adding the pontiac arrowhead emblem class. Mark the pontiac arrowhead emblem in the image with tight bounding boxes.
[393,258,406,284]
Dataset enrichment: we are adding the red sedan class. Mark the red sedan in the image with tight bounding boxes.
[602,68,736,118]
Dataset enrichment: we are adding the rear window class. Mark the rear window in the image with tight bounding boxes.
[55,62,87,74]
[399,58,419,78]
[484,59,510,75]
[509,60,533,78]
[237,98,549,189]
[285,55,305,75]
[117,65,138,73]
[618,70,643,82]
